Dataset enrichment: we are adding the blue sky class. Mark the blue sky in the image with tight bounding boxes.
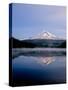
[12,3,66,40]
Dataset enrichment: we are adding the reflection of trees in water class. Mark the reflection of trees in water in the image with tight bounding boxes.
[12,52,55,65]
[12,48,66,60]
[34,56,55,65]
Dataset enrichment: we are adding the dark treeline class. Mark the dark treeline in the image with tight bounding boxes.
[58,41,66,48]
[9,37,66,48]
[9,37,36,48]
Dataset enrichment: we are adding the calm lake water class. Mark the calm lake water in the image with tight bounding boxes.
[12,48,66,86]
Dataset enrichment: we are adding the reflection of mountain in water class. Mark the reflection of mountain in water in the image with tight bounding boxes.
[12,48,66,66]
[37,57,55,65]
[30,56,55,65]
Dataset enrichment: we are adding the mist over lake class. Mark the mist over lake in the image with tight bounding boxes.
[12,48,66,86]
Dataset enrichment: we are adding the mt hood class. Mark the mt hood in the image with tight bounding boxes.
[32,31,57,39]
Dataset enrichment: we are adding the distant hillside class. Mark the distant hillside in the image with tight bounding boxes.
[9,37,36,48]
[9,37,66,48]
[22,39,66,48]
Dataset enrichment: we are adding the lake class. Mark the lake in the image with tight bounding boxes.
[12,48,66,86]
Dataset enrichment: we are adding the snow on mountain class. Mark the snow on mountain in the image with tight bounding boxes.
[32,31,57,39]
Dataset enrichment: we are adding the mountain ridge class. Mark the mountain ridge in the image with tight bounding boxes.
[9,37,66,48]
[30,31,65,40]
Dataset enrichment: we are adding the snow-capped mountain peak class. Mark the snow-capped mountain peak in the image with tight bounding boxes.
[32,31,57,39]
